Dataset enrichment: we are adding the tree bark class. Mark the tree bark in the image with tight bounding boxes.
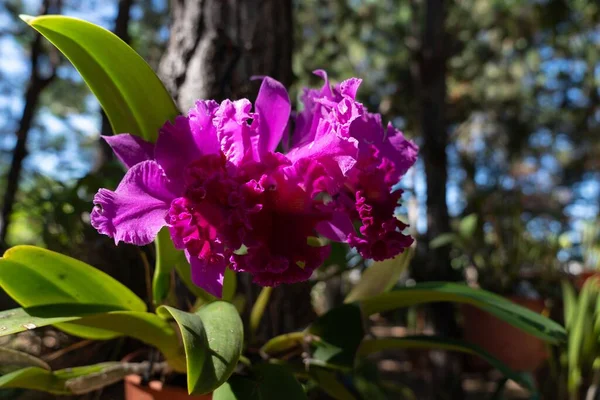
[0,0,61,251]
[158,0,293,109]
[159,0,311,337]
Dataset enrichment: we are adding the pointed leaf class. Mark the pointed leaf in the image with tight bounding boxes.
[153,227,183,304]
[0,347,50,370]
[0,246,146,339]
[345,248,413,303]
[0,246,145,311]
[0,307,79,337]
[158,302,243,395]
[22,15,178,141]
[357,336,535,392]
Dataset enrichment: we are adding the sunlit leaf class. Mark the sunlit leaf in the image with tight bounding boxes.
[21,15,178,141]
[345,248,413,303]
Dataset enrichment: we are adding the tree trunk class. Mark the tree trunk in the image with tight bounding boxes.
[412,1,463,397]
[159,0,312,338]
[158,0,293,108]
[0,0,61,252]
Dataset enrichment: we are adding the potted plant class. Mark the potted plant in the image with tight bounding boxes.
[0,15,566,399]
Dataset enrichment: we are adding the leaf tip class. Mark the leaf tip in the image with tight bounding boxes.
[19,14,35,24]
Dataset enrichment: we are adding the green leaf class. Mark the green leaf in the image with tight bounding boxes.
[249,287,272,343]
[0,307,79,337]
[0,246,145,311]
[21,15,178,141]
[0,246,146,339]
[158,302,243,395]
[57,311,185,372]
[360,283,566,343]
[260,332,305,356]
[357,336,535,392]
[0,347,50,370]
[345,248,413,303]
[0,362,120,395]
[153,228,183,305]
[213,364,307,400]
[308,282,566,369]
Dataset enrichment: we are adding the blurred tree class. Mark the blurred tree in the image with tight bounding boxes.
[0,0,62,251]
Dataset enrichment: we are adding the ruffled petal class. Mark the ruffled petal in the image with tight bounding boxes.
[187,250,225,298]
[102,134,154,168]
[255,77,291,155]
[215,99,256,165]
[155,100,220,186]
[384,123,419,177]
[90,160,177,245]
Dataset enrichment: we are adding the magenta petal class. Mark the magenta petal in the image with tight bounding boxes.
[255,77,291,155]
[316,211,355,242]
[216,99,255,165]
[156,101,220,185]
[186,250,225,298]
[91,160,177,246]
[102,134,154,168]
[385,123,419,176]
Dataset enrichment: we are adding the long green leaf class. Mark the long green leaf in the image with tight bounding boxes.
[0,307,79,337]
[250,286,272,342]
[158,302,243,394]
[0,347,50,371]
[21,15,178,141]
[0,246,145,311]
[0,246,146,339]
[59,311,185,372]
[345,248,413,303]
[153,228,183,304]
[360,283,565,343]
[357,336,535,391]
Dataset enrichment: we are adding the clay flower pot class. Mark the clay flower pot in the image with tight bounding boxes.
[575,270,600,290]
[462,296,548,372]
[124,375,212,400]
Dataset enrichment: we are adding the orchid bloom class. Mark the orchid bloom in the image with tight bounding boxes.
[91,72,418,298]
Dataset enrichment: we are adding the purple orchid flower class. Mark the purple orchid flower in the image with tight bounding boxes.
[91,72,417,298]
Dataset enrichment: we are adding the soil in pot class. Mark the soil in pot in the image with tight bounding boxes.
[462,296,548,372]
[124,374,212,400]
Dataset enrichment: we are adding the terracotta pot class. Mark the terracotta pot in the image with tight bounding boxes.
[124,375,212,400]
[462,296,548,372]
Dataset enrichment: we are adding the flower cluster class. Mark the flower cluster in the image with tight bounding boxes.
[91,71,418,297]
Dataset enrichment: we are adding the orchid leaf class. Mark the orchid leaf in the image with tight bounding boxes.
[357,336,535,392]
[0,246,146,339]
[308,282,566,369]
[0,362,121,395]
[344,248,413,303]
[0,307,79,337]
[0,347,50,371]
[158,302,243,395]
[20,15,178,142]
[153,228,184,304]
